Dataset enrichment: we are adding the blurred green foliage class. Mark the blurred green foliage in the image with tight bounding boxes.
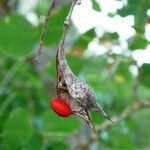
[117,0,149,33]
[0,15,37,58]
[0,0,150,150]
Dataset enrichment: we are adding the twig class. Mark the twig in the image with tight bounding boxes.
[57,0,79,50]
[96,100,150,133]
[34,0,55,64]
[68,100,150,149]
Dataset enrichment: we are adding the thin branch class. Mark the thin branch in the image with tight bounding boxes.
[34,0,55,63]
[57,0,79,50]
[68,100,150,149]
[96,100,150,133]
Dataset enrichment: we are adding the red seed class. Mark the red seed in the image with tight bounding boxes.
[50,98,72,117]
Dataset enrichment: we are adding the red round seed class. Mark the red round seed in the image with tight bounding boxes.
[50,97,72,117]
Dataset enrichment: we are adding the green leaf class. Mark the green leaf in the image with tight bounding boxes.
[35,0,51,15]
[47,141,69,150]
[67,55,86,75]
[92,0,101,12]
[138,85,150,100]
[116,62,132,81]
[25,131,43,150]
[0,14,37,58]
[43,5,70,45]
[73,28,96,49]
[117,0,149,33]
[108,126,135,149]
[129,36,149,50]
[100,32,119,42]
[3,109,33,150]
[41,110,80,133]
[140,63,150,88]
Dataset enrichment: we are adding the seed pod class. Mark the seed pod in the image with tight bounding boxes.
[50,98,72,117]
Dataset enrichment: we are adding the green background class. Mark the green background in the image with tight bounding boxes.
[0,0,150,149]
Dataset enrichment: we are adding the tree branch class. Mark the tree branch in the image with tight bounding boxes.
[34,0,55,63]
[96,100,150,133]
[68,100,150,149]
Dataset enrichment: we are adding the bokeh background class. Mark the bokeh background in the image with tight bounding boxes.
[0,0,150,149]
